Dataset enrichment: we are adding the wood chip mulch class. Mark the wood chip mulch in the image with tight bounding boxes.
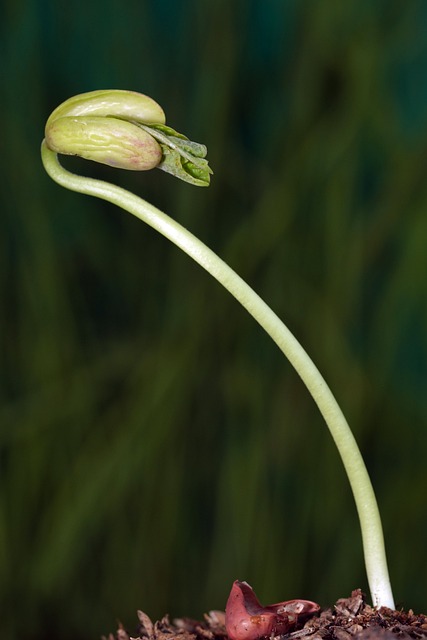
[103,589,427,640]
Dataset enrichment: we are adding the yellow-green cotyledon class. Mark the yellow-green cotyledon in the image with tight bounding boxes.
[45,89,212,185]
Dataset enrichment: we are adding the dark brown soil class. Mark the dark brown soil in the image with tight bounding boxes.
[104,590,427,640]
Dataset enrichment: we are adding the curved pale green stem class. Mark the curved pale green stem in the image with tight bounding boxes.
[41,140,394,609]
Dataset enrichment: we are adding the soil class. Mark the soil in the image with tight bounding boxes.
[103,590,427,640]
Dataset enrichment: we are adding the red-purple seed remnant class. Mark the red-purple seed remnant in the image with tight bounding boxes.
[225,580,320,640]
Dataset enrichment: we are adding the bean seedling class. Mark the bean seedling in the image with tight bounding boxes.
[41,89,395,615]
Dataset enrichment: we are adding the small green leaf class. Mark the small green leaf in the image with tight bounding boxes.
[136,123,213,187]
[158,146,212,186]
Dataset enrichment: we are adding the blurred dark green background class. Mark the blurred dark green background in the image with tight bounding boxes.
[1,2,427,638]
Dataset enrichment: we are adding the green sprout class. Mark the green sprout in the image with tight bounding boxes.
[45,89,212,185]
[41,89,395,610]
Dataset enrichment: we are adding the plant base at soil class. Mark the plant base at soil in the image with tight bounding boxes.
[104,589,427,640]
